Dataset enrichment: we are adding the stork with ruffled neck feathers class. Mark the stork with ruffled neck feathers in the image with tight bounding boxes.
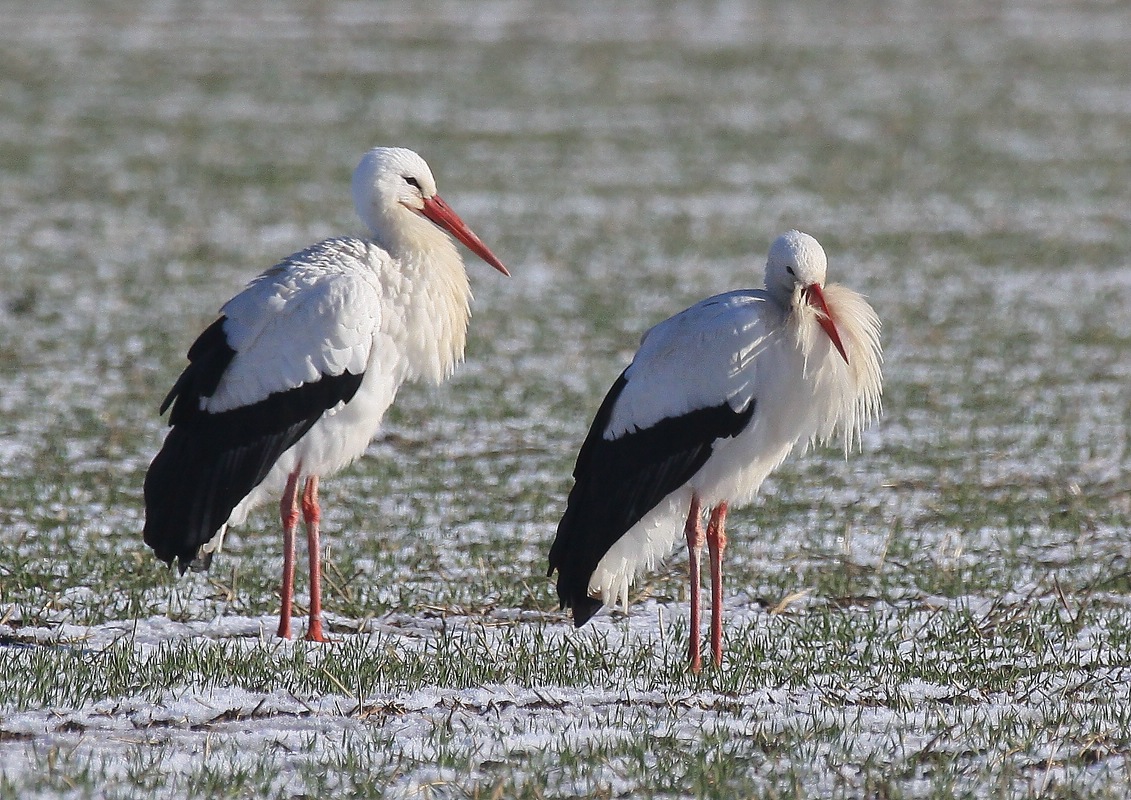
[144,146,509,642]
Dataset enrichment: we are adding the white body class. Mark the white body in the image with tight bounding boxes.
[196,148,480,555]
[588,262,883,609]
[217,236,469,533]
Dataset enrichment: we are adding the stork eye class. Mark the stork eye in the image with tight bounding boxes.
[404,176,422,190]
[786,266,795,276]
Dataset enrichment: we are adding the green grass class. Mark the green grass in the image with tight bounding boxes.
[2,597,1130,798]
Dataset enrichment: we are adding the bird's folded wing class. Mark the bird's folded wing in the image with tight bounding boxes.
[204,240,383,414]
[606,290,774,438]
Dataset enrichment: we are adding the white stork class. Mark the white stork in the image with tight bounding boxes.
[548,230,882,671]
[143,146,509,642]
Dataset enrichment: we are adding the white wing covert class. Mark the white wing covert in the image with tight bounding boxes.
[604,290,776,440]
[205,240,383,414]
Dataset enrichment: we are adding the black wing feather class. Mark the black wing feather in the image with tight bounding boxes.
[160,317,233,421]
[143,317,364,573]
[548,370,755,626]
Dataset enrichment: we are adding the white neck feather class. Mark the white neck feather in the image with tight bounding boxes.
[792,283,883,453]
[372,216,472,385]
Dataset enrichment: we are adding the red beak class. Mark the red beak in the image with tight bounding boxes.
[804,283,849,364]
[421,194,510,276]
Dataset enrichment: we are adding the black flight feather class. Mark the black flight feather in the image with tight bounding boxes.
[143,316,364,573]
[548,370,756,626]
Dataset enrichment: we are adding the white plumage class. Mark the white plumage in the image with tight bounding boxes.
[144,146,508,642]
[548,230,882,670]
[214,234,468,529]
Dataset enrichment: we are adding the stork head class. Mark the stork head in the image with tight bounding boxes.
[351,147,509,275]
[765,230,848,363]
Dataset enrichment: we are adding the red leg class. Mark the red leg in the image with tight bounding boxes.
[277,470,301,639]
[684,493,704,673]
[706,503,729,668]
[302,476,328,643]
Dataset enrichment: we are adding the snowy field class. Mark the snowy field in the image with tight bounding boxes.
[1,1,1130,797]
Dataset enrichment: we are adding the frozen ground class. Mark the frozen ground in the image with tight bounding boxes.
[1,1,1130,797]
[5,595,1131,797]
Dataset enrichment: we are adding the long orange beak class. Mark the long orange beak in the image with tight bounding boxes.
[421,194,510,276]
[804,283,849,364]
